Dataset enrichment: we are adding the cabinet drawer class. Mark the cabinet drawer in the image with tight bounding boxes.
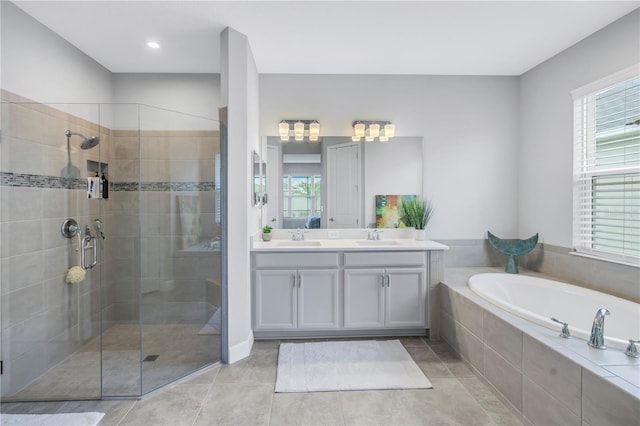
[344,251,425,267]
[254,252,340,268]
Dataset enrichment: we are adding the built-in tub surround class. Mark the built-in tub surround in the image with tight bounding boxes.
[441,267,639,426]
[469,273,640,351]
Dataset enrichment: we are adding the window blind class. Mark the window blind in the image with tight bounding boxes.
[572,66,640,265]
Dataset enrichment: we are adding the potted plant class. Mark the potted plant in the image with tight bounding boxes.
[398,197,434,240]
[261,225,273,242]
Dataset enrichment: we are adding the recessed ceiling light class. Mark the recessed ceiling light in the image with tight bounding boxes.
[147,41,160,49]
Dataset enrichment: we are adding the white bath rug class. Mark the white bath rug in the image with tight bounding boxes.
[275,339,432,393]
[0,412,105,426]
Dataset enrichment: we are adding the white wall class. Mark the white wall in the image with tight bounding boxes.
[220,27,260,363]
[260,75,520,239]
[518,9,640,247]
[1,2,112,104]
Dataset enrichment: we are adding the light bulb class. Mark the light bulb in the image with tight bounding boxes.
[294,121,305,141]
[384,123,395,138]
[279,121,290,141]
[369,123,380,138]
[309,121,320,141]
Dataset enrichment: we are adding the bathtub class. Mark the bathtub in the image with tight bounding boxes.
[468,273,640,351]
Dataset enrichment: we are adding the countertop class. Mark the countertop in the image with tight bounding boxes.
[252,238,449,252]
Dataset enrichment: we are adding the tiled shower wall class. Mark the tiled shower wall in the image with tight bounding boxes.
[107,129,220,327]
[1,91,220,397]
[1,91,107,396]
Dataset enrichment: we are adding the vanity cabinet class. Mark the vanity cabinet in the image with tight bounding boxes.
[253,253,340,331]
[344,268,426,328]
[252,248,432,337]
[254,269,340,330]
[343,251,427,329]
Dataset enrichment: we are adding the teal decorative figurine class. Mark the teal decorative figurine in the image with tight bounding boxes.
[487,231,538,274]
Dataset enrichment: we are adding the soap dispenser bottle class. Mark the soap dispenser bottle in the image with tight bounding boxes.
[101,172,109,199]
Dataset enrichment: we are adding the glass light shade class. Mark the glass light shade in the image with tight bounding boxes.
[369,123,380,138]
[294,121,305,141]
[354,122,365,138]
[351,136,361,142]
[279,121,290,141]
[309,121,320,141]
[379,135,389,142]
[384,123,395,138]
[364,129,374,142]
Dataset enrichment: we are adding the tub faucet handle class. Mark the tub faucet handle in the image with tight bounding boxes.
[551,318,571,339]
[624,339,640,358]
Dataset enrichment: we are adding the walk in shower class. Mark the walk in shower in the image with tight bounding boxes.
[0,94,224,400]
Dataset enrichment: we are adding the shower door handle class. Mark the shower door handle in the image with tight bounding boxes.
[81,235,98,269]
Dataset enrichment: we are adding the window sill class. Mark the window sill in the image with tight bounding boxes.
[569,251,640,268]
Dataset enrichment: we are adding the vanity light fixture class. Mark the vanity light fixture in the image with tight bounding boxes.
[352,121,395,142]
[278,120,321,142]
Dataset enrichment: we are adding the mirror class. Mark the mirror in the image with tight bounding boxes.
[252,150,265,205]
[264,136,423,229]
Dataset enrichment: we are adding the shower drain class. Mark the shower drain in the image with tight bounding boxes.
[143,355,159,362]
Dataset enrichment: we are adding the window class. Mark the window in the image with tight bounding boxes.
[572,66,640,265]
[282,174,321,218]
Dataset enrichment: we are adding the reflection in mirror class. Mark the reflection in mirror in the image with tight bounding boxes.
[265,136,423,229]
[252,150,265,205]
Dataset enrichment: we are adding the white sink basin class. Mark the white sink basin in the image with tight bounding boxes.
[277,241,322,247]
[355,240,399,246]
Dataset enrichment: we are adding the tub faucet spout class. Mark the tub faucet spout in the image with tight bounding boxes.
[587,308,610,350]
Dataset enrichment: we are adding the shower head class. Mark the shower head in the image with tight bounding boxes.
[65,130,100,150]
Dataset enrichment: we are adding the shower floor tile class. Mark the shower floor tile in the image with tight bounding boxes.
[8,323,220,400]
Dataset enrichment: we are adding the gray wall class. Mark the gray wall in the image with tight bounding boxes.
[1,2,113,106]
[260,74,521,240]
[518,9,640,247]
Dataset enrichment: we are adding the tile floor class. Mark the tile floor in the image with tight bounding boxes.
[1,337,522,425]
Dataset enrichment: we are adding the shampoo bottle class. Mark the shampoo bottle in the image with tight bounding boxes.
[101,172,109,199]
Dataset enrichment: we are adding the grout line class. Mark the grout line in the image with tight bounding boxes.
[115,399,138,426]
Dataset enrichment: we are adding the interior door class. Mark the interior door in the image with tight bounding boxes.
[326,142,361,228]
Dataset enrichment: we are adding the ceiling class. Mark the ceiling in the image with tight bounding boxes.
[13,0,640,76]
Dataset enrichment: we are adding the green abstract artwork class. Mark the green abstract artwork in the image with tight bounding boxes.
[375,194,416,228]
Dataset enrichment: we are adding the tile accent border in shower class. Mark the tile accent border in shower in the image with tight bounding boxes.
[0,171,215,191]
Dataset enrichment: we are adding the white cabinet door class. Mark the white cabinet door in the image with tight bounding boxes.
[344,269,385,328]
[386,268,426,327]
[255,269,297,330]
[298,269,340,329]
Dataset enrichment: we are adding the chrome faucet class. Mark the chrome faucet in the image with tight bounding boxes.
[587,308,610,349]
[290,228,305,241]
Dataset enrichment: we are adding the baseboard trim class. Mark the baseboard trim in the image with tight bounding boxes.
[227,331,254,364]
